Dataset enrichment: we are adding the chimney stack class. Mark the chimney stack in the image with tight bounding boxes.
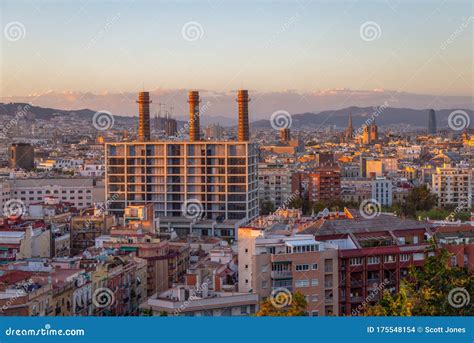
[237,90,250,141]
[188,91,201,141]
[137,91,151,141]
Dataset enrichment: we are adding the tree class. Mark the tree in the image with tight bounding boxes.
[256,291,307,316]
[401,185,437,217]
[260,201,275,215]
[365,246,474,316]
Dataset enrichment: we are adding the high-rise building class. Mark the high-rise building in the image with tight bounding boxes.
[105,91,259,240]
[428,109,437,135]
[9,143,35,171]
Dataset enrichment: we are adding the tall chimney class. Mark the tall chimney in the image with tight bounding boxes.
[188,91,200,141]
[137,91,151,141]
[237,90,250,141]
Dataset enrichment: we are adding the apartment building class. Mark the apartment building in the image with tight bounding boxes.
[0,219,51,263]
[3,178,105,210]
[308,167,341,203]
[105,90,259,240]
[302,209,434,315]
[105,141,259,238]
[432,165,472,208]
[258,162,293,208]
[70,211,114,256]
[238,222,339,316]
[142,285,259,316]
[371,177,393,206]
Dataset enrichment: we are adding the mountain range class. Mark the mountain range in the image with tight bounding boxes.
[0,103,472,130]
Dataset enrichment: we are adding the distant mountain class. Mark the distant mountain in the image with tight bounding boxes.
[250,106,474,129]
[0,102,98,120]
[1,103,472,130]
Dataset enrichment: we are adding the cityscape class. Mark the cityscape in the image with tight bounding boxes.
[0,0,473,321]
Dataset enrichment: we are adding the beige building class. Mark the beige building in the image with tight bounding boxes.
[141,285,259,316]
[238,226,339,316]
[432,165,471,208]
[6,178,105,209]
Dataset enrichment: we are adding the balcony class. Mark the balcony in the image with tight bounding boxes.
[271,271,292,279]
[350,280,363,287]
[367,278,380,286]
[324,297,333,304]
[324,265,333,273]
[349,296,364,302]
[324,281,333,288]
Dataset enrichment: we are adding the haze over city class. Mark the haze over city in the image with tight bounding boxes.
[2,0,472,119]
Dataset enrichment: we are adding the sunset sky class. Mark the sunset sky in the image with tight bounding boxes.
[1,0,472,116]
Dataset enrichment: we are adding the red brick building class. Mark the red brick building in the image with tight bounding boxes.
[308,167,341,202]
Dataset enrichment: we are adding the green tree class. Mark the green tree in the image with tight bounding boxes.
[260,201,275,215]
[401,185,437,217]
[365,247,474,316]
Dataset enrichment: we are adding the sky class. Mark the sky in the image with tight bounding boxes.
[0,0,472,118]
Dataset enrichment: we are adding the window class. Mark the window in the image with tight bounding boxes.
[413,253,424,261]
[261,280,268,289]
[349,258,362,266]
[261,264,269,272]
[295,280,309,288]
[400,254,410,262]
[384,255,395,263]
[311,279,319,286]
[295,264,310,271]
[311,311,319,317]
[311,263,318,270]
[367,256,380,265]
[311,295,319,302]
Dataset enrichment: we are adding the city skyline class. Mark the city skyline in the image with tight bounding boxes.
[0,0,472,326]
